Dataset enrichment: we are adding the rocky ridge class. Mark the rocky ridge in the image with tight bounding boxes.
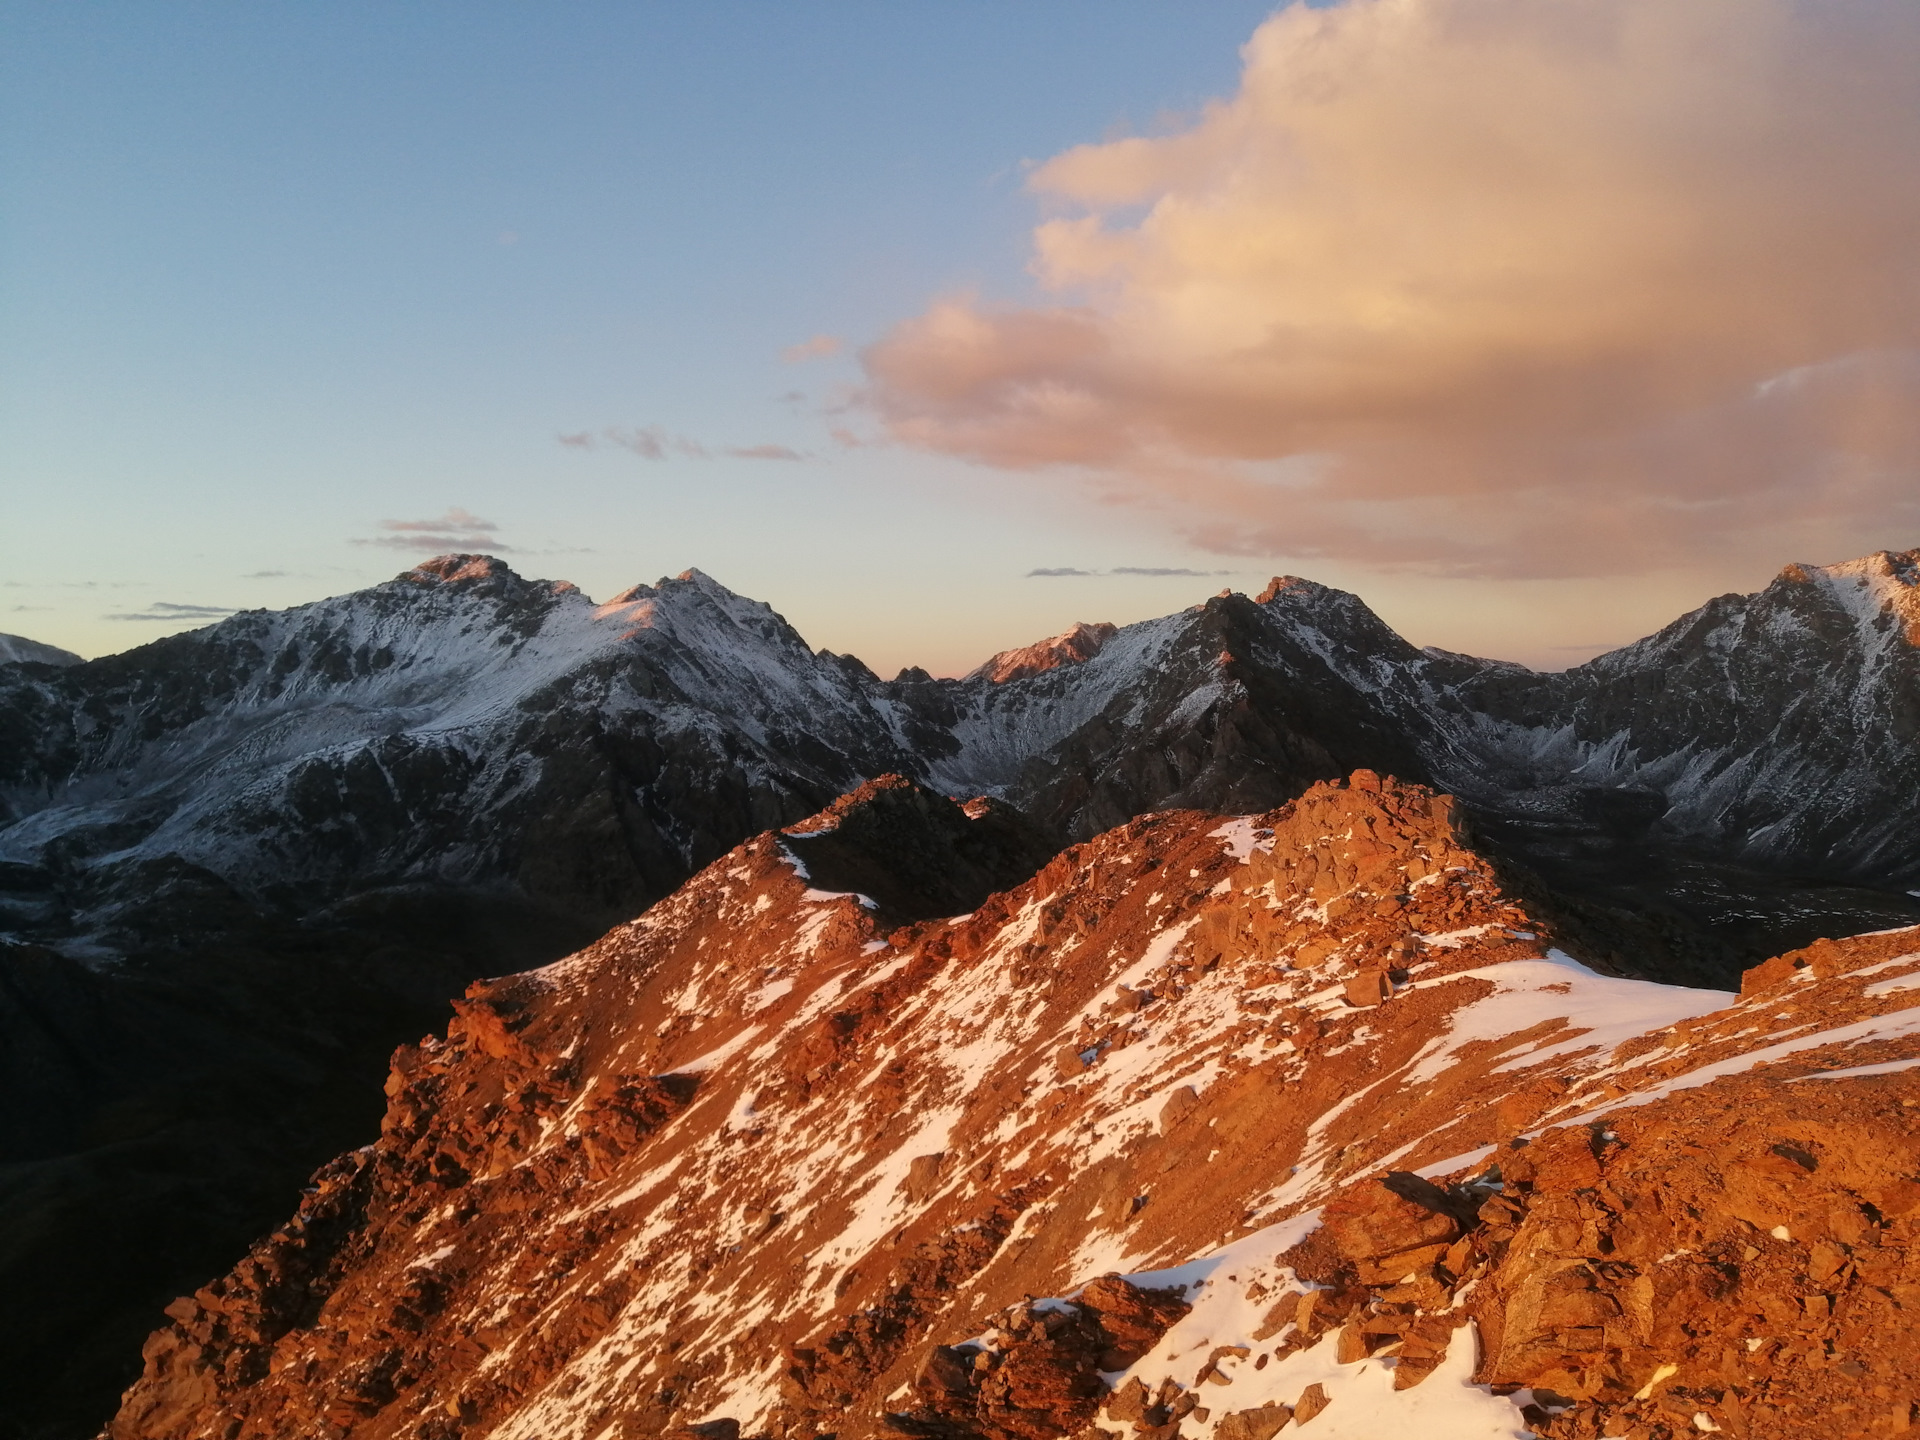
[108,773,1920,1440]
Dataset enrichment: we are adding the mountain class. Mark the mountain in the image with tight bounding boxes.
[106,774,1920,1440]
[0,633,82,668]
[7,550,1918,973]
[5,547,1920,1438]
[0,555,931,952]
[907,555,1920,982]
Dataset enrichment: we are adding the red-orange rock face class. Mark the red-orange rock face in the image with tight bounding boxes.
[968,623,1120,685]
[108,775,1920,1440]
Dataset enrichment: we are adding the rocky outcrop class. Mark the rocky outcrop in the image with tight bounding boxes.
[103,774,1920,1440]
[888,1277,1191,1439]
[968,623,1119,685]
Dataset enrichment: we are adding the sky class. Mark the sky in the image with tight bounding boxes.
[5,0,1919,676]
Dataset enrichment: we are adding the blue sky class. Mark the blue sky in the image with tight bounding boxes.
[7,1,1911,673]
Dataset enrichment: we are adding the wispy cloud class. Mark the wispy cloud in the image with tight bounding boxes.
[106,601,240,622]
[561,428,806,461]
[611,426,705,460]
[352,507,513,553]
[782,334,843,363]
[5,579,137,590]
[1028,565,1229,578]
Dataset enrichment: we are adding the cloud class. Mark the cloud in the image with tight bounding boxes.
[561,428,806,461]
[244,570,289,579]
[107,601,240,622]
[379,507,498,536]
[606,427,705,460]
[352,508,513,553]
[1027,565,1227,578]
[782,334,843,363]
[864,0,1920,578]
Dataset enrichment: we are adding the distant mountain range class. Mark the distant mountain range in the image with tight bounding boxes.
[3,547,1919,1438]
[6,549,1919,972]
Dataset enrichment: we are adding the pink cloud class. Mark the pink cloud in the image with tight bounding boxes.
[781,334,843,363]
[353,508,512,553]
[864,0,1920,577]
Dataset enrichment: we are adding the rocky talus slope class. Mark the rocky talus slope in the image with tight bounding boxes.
[109,774,1920,1440]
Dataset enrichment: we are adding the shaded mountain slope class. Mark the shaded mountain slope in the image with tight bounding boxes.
[0,634,83,668]
[778,776,1061,926]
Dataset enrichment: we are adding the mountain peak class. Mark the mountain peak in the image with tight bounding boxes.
[1256,574,1322,603]
[969,620,1119,684]
[1775,546,1920,647]
[401,553,521,585]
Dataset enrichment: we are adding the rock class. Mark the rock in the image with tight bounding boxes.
[1344,972,1391,1008]
[1292,1383,1331,1425]
[1078,1276,1192,1370]
[1159,1086,1201,1134]
[1103,1377,1151,1422]
[1320,1182,1461,1264]
[1214,1404,1293,1440]
[903,1153,948,1203]
[781,775,1063,925]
